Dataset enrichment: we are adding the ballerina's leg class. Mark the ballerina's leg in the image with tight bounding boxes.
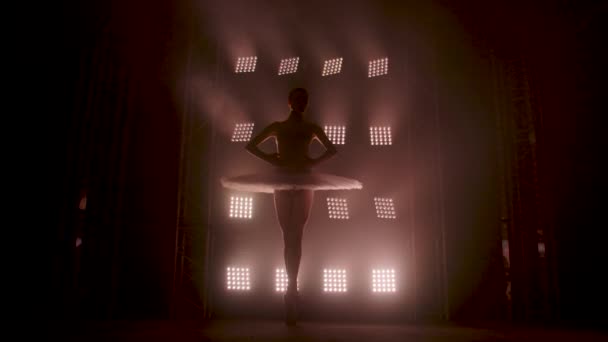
[274,189,314,294]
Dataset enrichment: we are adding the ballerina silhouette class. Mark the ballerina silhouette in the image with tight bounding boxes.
[221,88,362,325]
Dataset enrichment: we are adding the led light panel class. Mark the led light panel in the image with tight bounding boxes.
[231,122,255,142]
[369,126,392,146]
[235,56,257,73]
[275,268,299,292]
[372,268,396,293]
[323,268,347,293]
[322,57,343,76]
[324,125,346,145]
[374,197,396,219]
[229,196,253,219]
[368,57,389,78]
[278,57,299,75]
[326,197,349,219]
[226,267,251,291]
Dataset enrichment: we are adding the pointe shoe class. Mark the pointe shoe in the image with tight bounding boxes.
[284,291,299,326]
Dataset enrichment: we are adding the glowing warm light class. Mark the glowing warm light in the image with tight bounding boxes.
[231,122,255,142]
[369,126,392,146]
[324,125,346,145]
[226,267,251,291]
[538,242,546,258]
[323,268,347,293]
[372,268,397,293]
[368,57,389,78]
[235,56,257,73]
[278,57,299,75]
[326,197,349,219]
[322,57,343,76]
[275,268,299,292]
[229,196,253,219]
[79,195,87,210]
[374,197,396,219]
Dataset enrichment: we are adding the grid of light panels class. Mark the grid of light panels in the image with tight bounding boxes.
[229,196,253,219]
[278,57,299,75]
[322,57,343,76]
[226,267,251,291]
[369,126,392,145]
[226,53,405,297]
[374,197,396,219]
[224,266,403,293]
[324,125,346,145]
[368,57,389,78]
[275,268,299,292]
[372,269,396,293]
[323,269,347,292]
[326,197,349,219]
[231,122,255,142]
[232,56,395,77]
[235,56,258,73]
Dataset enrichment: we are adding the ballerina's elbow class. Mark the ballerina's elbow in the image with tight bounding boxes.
[245,145,261,159]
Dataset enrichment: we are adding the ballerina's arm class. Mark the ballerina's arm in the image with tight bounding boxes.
[246,122,281,166]
[309,124,337,166]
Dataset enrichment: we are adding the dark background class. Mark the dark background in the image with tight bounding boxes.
[27,0,607,328]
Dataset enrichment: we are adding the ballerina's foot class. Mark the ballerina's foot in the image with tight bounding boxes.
[284,291,299,326]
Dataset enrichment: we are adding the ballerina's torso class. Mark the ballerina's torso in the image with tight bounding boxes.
[274,118,315,170]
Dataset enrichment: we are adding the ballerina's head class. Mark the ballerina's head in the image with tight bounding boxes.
[288,88,308,114]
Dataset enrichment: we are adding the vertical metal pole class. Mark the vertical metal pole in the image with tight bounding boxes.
[491,50,515,320]
[202,35,224,319]
[406,100,417,321]
[431,41,450,321]
[171,38,193,319]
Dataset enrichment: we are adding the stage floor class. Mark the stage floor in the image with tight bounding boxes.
[55,319,607,341]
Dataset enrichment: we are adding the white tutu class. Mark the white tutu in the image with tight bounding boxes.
[221,168,362,194]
